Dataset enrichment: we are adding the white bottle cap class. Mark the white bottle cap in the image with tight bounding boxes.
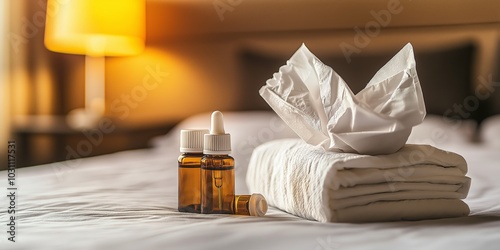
[248,193,268,217]
[180,129,209,153]
[204,111,231,155]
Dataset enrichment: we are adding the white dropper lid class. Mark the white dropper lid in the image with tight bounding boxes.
[180,129,209,153]
[204,111,231,155]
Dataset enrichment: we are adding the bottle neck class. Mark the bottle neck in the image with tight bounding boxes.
[204,153,230,156]
[181,152,203,155]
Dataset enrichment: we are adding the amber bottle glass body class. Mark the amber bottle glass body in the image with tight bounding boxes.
[200,154,235,214]
[233,195,252,215]
[178,152,203,213]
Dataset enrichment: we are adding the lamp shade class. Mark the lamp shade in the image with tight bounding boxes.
[44,0,145,56]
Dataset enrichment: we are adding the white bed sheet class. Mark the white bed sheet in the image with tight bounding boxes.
[1,113,500,250]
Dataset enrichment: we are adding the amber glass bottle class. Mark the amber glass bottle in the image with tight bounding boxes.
[178,129,208,213]
[201,111,235,214]
[232,194,268,216]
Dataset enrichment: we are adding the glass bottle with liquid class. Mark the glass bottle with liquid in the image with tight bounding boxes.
[201,111,235,214]
[233,194,268,216]
[178,129,208,213]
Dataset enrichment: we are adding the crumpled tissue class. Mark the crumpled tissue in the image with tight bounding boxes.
[259,43,426,155]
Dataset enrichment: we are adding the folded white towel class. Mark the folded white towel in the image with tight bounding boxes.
[246,139,470,222]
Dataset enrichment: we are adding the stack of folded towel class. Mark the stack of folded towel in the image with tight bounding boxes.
[246,139,470,222]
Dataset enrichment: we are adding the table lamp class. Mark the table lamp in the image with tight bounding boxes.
[44,0,145,129]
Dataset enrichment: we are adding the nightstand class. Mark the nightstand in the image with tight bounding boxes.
[12,115,176,167]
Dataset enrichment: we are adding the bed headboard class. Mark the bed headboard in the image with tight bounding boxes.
[238,42,476,118]
[234,34,499,125]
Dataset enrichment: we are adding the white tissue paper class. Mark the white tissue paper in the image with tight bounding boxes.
[259,43,426,155]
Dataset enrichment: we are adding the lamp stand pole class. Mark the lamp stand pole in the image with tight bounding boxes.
[66,55,105,129]
[85,55,105,115]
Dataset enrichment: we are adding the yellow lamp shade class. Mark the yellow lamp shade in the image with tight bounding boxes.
[44,0,145,56]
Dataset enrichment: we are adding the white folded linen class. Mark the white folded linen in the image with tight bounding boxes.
[246,139,471,222]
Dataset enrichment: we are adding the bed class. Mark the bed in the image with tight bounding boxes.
[1,110,500,249]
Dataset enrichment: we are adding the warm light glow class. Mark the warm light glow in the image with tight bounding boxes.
[44,0,145,56]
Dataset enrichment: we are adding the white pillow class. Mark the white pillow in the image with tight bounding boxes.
[479,115,500,147]
[407,115,476,147]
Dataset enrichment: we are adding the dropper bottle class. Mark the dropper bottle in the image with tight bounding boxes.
[201,111,235,214]
[178,129,208,213]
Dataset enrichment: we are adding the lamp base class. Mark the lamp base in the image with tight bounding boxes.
[66,108,102,130]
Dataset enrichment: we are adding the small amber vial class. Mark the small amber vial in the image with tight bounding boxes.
[201,111,235,214]
[233,194,268,216]
[178,129,208,213]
